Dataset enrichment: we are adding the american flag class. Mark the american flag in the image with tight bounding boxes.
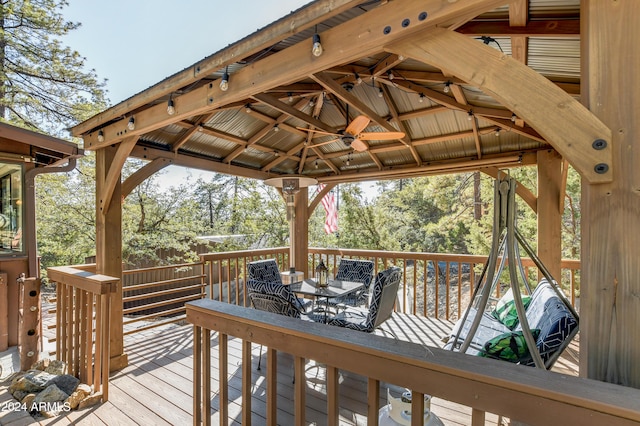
[318,184,338,234]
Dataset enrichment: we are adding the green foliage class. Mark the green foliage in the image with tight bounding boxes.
[0,0,108,135]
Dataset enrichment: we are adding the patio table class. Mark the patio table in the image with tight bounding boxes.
[289,279,363,323]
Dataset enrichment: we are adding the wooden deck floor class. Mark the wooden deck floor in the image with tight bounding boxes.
[0,313,579,425]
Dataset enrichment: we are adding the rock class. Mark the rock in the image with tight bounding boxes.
[21,393,36,408]
[76,383,92,394]
[77,393,102,409]
[47,374,80,395]
[34,384,69,405]
[65,390,84,410]
[44,360,67,375]
[31,359,50,371]
[9,371,57,393]
[11,390,28,401]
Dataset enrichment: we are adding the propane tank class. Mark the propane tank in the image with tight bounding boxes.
[378,388,444,426]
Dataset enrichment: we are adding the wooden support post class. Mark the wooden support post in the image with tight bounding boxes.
[18,276,40,371]
[581,1,640,386]
[293,188,309,276]
[537,149,563,282]
[95,146,128,371]
[0,273,7,351]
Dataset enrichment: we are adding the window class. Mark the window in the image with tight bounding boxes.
[0,162,23,253]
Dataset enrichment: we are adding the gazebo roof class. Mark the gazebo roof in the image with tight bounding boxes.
[71,0,606,185]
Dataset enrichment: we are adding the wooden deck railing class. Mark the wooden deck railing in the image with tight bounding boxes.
[47,265,118,402]
[187,299,640,426]
[122,261,206,335]
[197,247,580,321]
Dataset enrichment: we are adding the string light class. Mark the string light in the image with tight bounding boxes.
[387,70,395,80]
[315,160,319,169]
[312,33,323,57]
[288,92,293,102]
[220,67,229,91]
[355,73,363,85]
[245,104,252,113]
[511,113,517,122]
[378,87,384,98]
[495,127,501,137]
[468,110,474,121]
[273,124,280,132]
[274,151,279,157]
[419,94,425,103]
[127,117,135,131]
[97,130,104,142]
[443,82,451,93]
[167,97,175,115]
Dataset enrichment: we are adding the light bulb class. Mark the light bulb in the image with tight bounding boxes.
[378,88,384,98]
[245,104,252,113]
[309,99,315,107]
[468,111,473,121]
[315,161,318,169]
[273,125,279,132]
[220,71,229,91]
[346,159,350,166]
[288,92,293,102]
[511,114,517,122]
[127,117,135,131]
[97,130,104,142]
[388,70,395,80]
[274,151,279,157]
[419,94,424,103]
[312,33,323,57]
[355,73,363,85]
[167,98,175,115]
[495,128,501,137]
[444,83,450,93]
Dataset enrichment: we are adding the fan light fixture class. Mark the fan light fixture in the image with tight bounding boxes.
[220,68,229,91]
[312,33,323,57]
[127,117,135,131]
[167,97,176,115]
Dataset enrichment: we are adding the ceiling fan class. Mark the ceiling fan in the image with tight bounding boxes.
[298,115,405,152]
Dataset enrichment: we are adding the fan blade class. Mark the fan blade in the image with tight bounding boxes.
[351,139,369,152]
[357,131,405,141]
[345,115,371,135]
[296,127,340,137]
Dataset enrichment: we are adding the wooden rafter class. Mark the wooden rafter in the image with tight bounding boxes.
[482,167,537,212]
[371,54,404,78]
[172,112,217,152]
[298,93,325,174]
[251,93,336,134]
[387,27,612,183]
[509,0,529,64]
[380,84,421,166]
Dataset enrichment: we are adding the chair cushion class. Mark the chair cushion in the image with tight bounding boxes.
[478,329,540,362]
[335,259,374,289]
[247,259,283,284]
[492,289,532,329]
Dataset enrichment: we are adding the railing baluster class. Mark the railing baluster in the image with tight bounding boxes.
[266,347,277,425]
[327,365,339,426]
[367,378,380,426]
[294,356,306,426]
[242,339,252,425]
[219,332,228,425]
[411,391,424,426]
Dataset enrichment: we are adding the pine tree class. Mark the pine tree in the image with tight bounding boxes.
[0,0,107,135]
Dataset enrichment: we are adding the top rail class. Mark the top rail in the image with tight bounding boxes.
[48,265,118,295]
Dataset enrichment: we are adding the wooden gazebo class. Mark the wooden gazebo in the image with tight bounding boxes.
[71,0,637,389]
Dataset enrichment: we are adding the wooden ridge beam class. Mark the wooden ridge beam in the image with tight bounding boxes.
[82,0,509,149]
[387,28,612,183]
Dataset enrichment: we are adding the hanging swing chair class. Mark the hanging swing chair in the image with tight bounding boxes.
[443,175,579,369]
